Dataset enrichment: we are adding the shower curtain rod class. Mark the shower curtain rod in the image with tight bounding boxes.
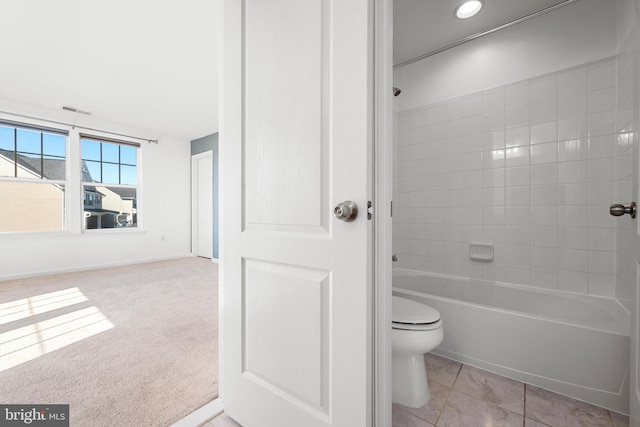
[393,0,580,70]
[0,110,159,144]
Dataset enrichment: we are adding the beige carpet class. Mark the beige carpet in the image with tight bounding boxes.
[0,257,218,427]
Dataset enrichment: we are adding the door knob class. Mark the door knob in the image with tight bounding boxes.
[334,201,358,222]
[609,202,636,218]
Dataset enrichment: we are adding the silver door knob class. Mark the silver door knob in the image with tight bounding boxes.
[334,201,358,221]
[610,202,636,218]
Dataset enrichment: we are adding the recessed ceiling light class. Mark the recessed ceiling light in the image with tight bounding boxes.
[455,0,484,19]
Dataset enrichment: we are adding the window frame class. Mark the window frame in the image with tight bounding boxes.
[0,120,69,234]
[80,134,141,232]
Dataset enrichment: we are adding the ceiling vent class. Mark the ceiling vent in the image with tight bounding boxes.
[62,106,92,115]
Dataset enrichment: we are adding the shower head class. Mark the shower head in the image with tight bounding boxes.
[393,86,401,97]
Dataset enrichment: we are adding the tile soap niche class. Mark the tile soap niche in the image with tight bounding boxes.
[469,243,494,262]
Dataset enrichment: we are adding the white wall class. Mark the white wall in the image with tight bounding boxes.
[0,100,192,280]
[395,0,617,111]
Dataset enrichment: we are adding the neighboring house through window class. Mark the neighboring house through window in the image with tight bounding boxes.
[0,122,67,232]
[81,135,138,230]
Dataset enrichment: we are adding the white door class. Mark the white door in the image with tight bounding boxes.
[220,1,374,426]
[193,151,213,259]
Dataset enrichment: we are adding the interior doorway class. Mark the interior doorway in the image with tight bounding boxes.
[192,150,214,259]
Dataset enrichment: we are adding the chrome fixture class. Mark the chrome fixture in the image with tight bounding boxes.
[610,202,636,219]
[393,87,402,96]
[392,254,398,262]
[334,201,358,222]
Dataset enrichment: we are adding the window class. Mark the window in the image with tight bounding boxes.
[81,136,138,230]
[0,123,67,232]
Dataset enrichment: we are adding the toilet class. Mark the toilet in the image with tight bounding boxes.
[392,295,443,408]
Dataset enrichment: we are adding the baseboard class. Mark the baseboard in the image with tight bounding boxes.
[171,398,224,427]
[0,253,194,282]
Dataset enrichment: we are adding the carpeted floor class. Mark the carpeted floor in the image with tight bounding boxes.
[0,257,218,427]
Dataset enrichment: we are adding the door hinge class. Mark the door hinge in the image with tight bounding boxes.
[367,201,373,220]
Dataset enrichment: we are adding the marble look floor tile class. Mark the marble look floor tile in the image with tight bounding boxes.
[610,411,629,427]
[525,385,611,427]
[453,365,524,415]
[392,405,435,427]
[525,418,551,427]
[208,413,243,427]
[394,380,450,424]
[424,353,462,387]
[437,390,524,427]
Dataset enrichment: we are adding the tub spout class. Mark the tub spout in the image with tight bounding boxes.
[392,254,398,262]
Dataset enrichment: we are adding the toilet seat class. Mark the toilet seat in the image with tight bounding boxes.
[392,296,441,331]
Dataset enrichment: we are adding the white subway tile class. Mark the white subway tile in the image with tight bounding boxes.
[558,248,588,272]
[483,225,506,244]
[588,273,615,297]
[558,66,587,98]
[588,250,615,274]
[558,183,589,205]
[505,265,530,286]
[426,105,444,125]
[462,94,482,117]
[506,166,531,187]
[443,99,462,121]
[589,158,616,182]
[483,88,505,113]
[530,206,557,227]
[530,267,558,289]
[531,184,558,205]
[558,208,588,229]
[530,100,557,124]
[442,119,462,138]
[506,105,530,128]
[426,207,444,224]
[442,259,463,276]
[530,226,558,248]
[558,116,588,141]
[409,191,427,207]
[506,126,530,148]
[442,136,463,155]
[462,260,484,279]
[462,206,483,224]
[443,189,462,207]
[530,164,558,185]
[588,228,616,251]
[558,226,589,249]
[483,263,507,282]
[483,111,506,131]
[443,224,462,242]
[484,168,506,188]
[425,190,444,207]
[589,181,616,204]
[444,172,462,190]
[531,247,558,268]
[411,224,428,240]
[588,204,617,228]
[558,270,589,294]
[558,161,588,184]
[483,207,505,225]
[589,135,617,159]
[558,93,587,119]
[530,74,557,104]
[483,187,505,206]
[409,110,427,128]
[588,60,616,91]
[442,154,462,172]
[588,111,616,136]
[462,224,483,242]
[530,121,557,145]
[531,142,558,165]
[588,87,615,114]
[462,188,484,206]
[505,146,530,167]
[462,151,483,171]
[462,170,484,189]
[443,241,463,258]
[558,138,588,162]
[483,130,505,150]
[506,187,530,206]
[426,123,443,142]
[506,206,530,226]
[506,81,530,108]
[462,133,483,153]
[426,240,444,258]
[483,149,505,169]
[505,245,530,266]
[463,115,483,135]
[505,226,530,246]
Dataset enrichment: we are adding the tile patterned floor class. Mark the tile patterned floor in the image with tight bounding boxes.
[200,353,631,427]
[393,353,630,427]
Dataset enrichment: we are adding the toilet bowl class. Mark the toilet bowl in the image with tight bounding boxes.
[392,295,443,408]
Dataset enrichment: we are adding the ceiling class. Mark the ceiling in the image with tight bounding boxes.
[0,1,575,142]
[393,0,574,65]
[0,0,222,141]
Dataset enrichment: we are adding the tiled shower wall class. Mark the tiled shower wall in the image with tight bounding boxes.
[393,57,626,296]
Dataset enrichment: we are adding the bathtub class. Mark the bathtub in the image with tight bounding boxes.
[393,269,631,414]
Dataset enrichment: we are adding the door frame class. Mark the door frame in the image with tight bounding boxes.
[191,150,214,259]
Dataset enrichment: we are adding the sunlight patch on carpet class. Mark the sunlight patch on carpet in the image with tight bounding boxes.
[0,288,89,326]
[0,306,114,372]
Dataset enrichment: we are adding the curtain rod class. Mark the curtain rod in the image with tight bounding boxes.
[393,0,581,70]
[0,110,159,144]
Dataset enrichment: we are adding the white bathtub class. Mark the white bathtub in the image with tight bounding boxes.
[393,269,631,414]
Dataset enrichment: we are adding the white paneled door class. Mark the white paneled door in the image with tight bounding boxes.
[220,1,374,427]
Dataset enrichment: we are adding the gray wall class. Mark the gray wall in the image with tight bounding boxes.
[191,133,218,259]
